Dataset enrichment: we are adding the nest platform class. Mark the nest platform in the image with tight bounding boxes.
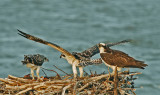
[0,70,141,95]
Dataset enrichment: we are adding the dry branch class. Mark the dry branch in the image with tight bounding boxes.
[62,84,72,95]
[8,75,33,84]
[16,83,45,95]
[0,78,17,85]
[53,65,71,76]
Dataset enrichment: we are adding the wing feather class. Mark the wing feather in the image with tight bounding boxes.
[106,39,131,47]
[79,58,103,67]
[77,39,131,58]
[17,30,74,57]
[78,45,99,58]
[101,50,146,68]
[101,53,130,67]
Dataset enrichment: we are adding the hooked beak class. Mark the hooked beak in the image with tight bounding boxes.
[46,59,49,62]
[98,44,100,48]
[45,58,49,62]
[60,55,62,58]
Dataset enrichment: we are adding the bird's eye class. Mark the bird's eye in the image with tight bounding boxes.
[60,54,65,58]
[45,58,49,61]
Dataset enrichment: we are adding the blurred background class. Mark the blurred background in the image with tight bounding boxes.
[0,0,159,94]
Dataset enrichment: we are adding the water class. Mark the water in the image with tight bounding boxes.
[0,0,160,94]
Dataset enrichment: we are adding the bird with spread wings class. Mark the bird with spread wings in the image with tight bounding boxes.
[72,39,131,67]
[18,29,130,78]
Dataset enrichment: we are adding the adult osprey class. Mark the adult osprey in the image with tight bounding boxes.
[21,54,49,80]
[98,43,148,73]
[18,30,130,78]
[75,39,131,67]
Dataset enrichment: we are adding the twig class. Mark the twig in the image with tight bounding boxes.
[78,82,90,92]
[16,83,45,95]
[78,73,114,92]
[62,84,72,95]
[90,73,114,81]
[131,89,136,95]
[53,65,70,76]
[83,70,89,76]
[73,81,78,95]
[41,69,48,77]
[0,78,17,86]
[63,75,72,80]
[120,72,142,76]
[8,75,33,83]
[90,70,93,76]
[95,71,97,76]
[41,67,61,79]
[45,80,71,85]
[5,83,40,90]
[127,72,142,76]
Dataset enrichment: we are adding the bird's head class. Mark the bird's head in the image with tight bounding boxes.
[98,43,107,53]
[98,43,106,47]
[60,54,66,59]
[44,57,49,62]
[21,55,31,65]
[36,54,49,63]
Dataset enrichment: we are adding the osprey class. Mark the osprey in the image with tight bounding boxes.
[21,54,49,80]
[18,29,130,78]
[98,43,148,73]
[76,39,131,67]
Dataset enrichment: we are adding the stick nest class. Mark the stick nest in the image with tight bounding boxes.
[0,71,141,95]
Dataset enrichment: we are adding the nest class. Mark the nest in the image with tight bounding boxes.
[0,67,141,95]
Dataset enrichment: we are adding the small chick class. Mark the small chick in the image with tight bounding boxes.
[21,54,49,80]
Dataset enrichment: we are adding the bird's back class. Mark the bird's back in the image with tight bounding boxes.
[21,54,48,66]
[100,49,148,69]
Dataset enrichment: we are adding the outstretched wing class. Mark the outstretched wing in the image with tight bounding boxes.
[75,39,131,59]
[106,39,132,47]
[17,30,74,58]
[73,45,99,59]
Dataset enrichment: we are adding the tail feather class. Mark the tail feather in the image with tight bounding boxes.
[136,60,148,69]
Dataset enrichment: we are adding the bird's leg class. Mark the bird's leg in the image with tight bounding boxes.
[36,66,41,80]
[79,66,83,78]
[107,67,110,79]
[108,67,110,75]
[111,67,115,75]
[72,64,77,80]
[127,68,130,74]
[31,68,35,80]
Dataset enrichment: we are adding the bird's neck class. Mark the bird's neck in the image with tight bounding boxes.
[99,47,111,53]
[99,47,107,53]
[66,56,77,65]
